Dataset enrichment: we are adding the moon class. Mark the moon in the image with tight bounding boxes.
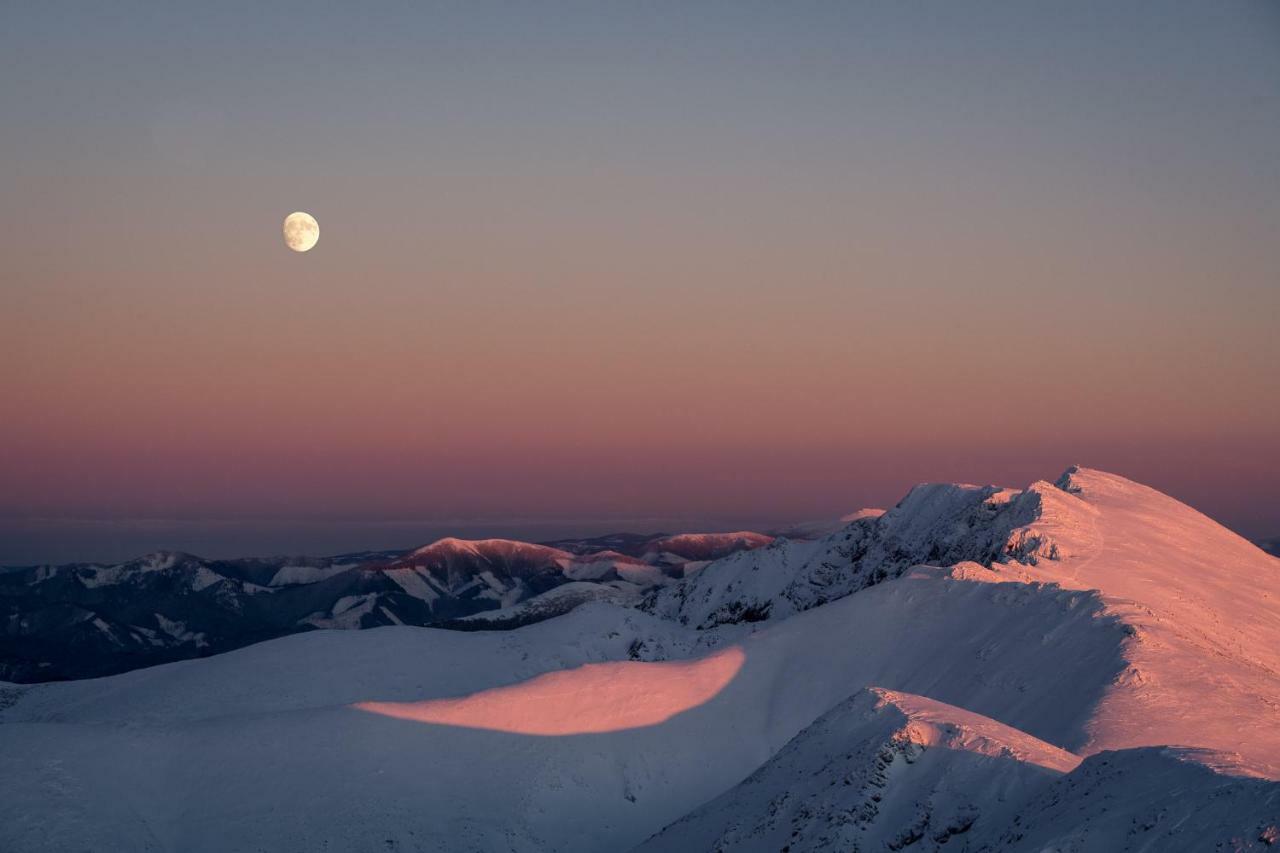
[283,211,319,252]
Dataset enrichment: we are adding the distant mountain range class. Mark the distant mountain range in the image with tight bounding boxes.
[5,515,1278,687]
[0,530,775,682]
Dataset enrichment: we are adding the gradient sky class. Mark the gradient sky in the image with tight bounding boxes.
[3,2,1279,563]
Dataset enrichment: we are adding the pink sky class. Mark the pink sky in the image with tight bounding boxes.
[2,3,1278,560]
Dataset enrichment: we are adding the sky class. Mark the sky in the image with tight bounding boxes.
[2,2,1279,563]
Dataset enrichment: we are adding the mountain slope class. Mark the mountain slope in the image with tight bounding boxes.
[0,564,1135,852]
[999,467,1280,776]
[2,467,1278,851]
[641,531,775,562]
[984,747,1280,852]
[637,689,1280,853]
[635,688,1081,852]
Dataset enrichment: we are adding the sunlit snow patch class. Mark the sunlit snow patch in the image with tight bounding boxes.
[353,646,744,735]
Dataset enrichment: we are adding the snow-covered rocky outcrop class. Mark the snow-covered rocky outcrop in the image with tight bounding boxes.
[1,467,1278,852]
[641,478,1074,628]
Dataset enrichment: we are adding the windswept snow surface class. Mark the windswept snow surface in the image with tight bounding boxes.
[636,688,1082,853]
[1003,467,1280,777]
[636,689,1280,853]
[1,467,1278,852]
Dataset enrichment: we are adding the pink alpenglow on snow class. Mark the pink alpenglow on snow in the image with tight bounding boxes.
[353,646,745,735]
[868,688,1082,774]
[642,532,775,561]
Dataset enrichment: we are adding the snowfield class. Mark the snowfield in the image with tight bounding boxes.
[1,467,1278,851]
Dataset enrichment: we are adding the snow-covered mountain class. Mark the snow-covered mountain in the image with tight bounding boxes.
[641,480,1060,628]
[0,532,768,681]
[1,467,1278,852]
[641,531,775,563]
[0,549,408,681]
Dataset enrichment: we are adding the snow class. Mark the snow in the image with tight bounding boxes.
[868,688,1082,773]
[411,536,482,557]
[383,567,441,603]
[301,595,380,629]
[90,617,119,643]
[408,537,572,565]
[642,531,774,561]
[268,563,355,586]
[614,563,669,586]
[642,479,1060,629]
[141,551,184,572]
[563,554,669,586]
[76,552,220,590]
[30,565,59,583]
[356,646,744,735]
[0,573,1135,851]
[189,566,222,592]
[773,507,886,539]
[1,467,1278,852]
[995,467,1280,778]
[637,690,1280,852]
[454,581,637,626]
[78,566,126,588]
[155,614,208,647]
[988,747,1280,851]
[636,687,1080,852]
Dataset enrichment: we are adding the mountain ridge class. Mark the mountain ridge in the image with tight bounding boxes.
[0,530,772,681]
[3,466,1279,851]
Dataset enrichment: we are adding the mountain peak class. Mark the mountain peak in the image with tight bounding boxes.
[642,531,774,561]
[411,537,480,557]
[134,550,199,568]
[409,537,571,561]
